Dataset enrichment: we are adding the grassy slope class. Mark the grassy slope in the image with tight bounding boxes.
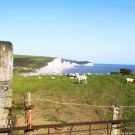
[14,54,55,69]
[12,54,135,125]
[13,74,135,124]
[13,74,135,105]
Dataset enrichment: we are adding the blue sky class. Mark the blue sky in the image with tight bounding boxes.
[0,0,135,64]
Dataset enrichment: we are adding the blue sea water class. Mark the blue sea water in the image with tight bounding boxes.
[63,64,135,74]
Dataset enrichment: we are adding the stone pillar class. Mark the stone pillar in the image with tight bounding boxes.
[0,41,13,134]
[111,106,122,135]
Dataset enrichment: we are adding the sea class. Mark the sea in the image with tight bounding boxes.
[62,64,135,74]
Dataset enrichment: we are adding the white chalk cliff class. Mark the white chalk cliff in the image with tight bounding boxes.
[83,62,93,66]
[22,58,93,76]
[23,58,79,76]
[37,58,79,75]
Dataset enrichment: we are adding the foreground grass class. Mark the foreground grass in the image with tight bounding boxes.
[13,74,135,105]
[13,74,135,122]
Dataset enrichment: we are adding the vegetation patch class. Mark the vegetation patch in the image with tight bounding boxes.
[14,55,55,73]
[13,74,135,126]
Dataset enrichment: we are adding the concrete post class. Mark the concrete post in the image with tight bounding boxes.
[0,41,13,135]
[111,106,122,135]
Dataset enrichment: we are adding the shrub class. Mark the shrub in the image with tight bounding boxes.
[111,72,120,75]
[120,68,133,75]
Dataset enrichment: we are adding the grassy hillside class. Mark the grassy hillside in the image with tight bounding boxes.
[12,54,135,127]
[13,54,55,73]
[13,74,135,126]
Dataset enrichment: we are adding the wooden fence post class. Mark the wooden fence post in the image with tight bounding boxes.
[24,92,34,135]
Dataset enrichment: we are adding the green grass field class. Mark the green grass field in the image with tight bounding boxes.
[12,54,135,125]
[13,74,135,123]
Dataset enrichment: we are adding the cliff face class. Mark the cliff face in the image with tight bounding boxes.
[37,58,78,75]
[48,58,78,70]
[22,58,93,76]
[23,58,79,76]
[83,62,93,66]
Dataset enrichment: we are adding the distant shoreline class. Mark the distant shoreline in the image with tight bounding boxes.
[22,58,93,76]
[63,63,135,75]
[21,62,135,76]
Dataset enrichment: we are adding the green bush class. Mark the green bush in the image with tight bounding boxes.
[120,68,133,75]
[111,72,120,75]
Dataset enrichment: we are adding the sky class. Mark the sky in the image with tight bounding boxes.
[0,0,135,64]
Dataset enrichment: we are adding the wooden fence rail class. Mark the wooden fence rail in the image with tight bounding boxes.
[0,119,135,135]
